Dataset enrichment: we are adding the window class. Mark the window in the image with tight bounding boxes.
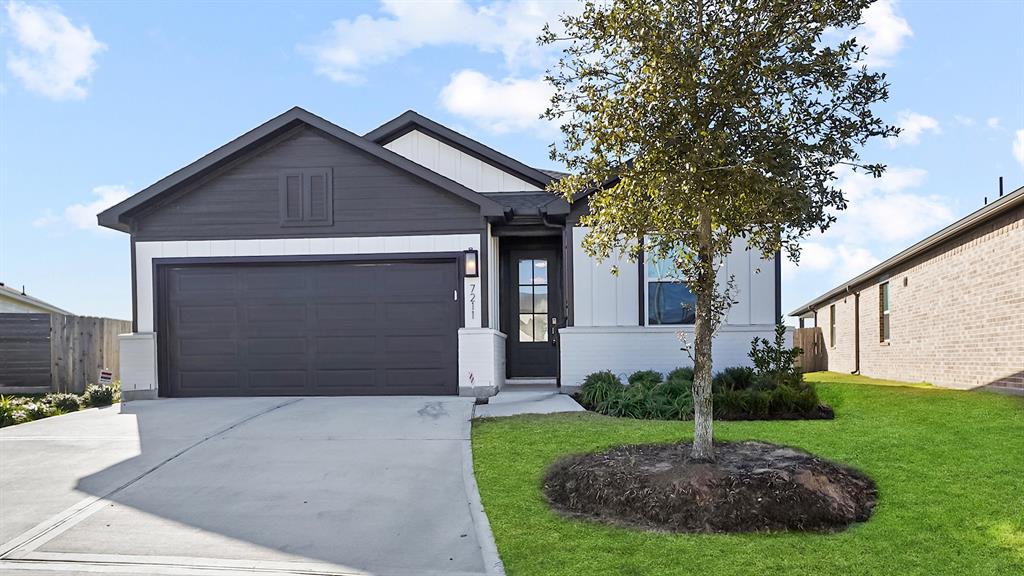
[517,259,548,342]
[879,282,890,342]
[646,254,696,325]
[279,168,333,227]
[829,304,836,347]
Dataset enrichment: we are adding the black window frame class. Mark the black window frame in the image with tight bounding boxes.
[879,282,891,343]
[829,303,836,347]
[645,253,696,325]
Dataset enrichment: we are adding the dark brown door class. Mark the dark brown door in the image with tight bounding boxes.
[160,259,459,397]
[506,248,561,378]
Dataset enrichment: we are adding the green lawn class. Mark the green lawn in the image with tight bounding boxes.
[472,372,1024,576]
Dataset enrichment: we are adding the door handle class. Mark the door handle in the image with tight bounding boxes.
[550,317,559,345]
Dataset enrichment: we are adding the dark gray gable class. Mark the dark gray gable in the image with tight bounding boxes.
[131,125,487,241]
[364,110,557,190]
[98,107,505,233]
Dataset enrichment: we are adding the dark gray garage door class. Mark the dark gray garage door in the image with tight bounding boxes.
[161,259,459,397]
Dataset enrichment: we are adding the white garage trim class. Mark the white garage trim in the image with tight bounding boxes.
[135,234,482,333]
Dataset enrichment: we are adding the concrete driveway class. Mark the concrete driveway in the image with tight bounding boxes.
[0,397,500,576]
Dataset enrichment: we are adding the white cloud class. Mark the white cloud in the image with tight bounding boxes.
[859,0,913,67]
[1013,130,1024,168]
[4,0,106,100]
[35,185,132,232]
[987,116,1002,130]
[829,166,953,244]
[788,165,955,286]
[953,115,976,127]
[439,69,553,134]
[892,110,940,147]
[301,0,577,83]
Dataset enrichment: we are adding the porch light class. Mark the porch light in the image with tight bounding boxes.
[464,248,479,277]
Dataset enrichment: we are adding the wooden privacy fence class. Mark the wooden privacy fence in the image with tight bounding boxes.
[793,326,828,373]
[0,313,132,394]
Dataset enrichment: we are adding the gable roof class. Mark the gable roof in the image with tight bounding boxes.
[0,282,71,315]
[364,110,557,190]
[98,107,506,232]
[789,183,1024,318]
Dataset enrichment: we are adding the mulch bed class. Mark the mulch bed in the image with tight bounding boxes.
[543,441,877,533]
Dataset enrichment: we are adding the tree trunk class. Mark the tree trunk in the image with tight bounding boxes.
[691,207,715,461]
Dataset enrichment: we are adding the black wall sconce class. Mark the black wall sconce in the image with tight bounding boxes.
[464,248,479,277]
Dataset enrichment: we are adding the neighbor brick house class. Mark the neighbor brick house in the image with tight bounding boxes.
[790,184,1023,394]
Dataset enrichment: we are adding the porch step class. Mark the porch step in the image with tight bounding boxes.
[504,378,557,387]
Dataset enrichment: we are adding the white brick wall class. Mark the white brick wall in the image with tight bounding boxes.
[560,325,778,390]
[458,328,506,397]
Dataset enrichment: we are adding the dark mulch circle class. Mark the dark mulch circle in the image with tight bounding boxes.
[543,441,877,533]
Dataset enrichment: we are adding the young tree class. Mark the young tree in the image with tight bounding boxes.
[542,0,897,460]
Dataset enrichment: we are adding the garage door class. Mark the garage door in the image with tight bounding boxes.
[160,259,459,397]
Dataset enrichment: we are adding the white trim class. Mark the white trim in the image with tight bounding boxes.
[135,234,481,332]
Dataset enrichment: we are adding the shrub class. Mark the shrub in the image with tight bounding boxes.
[628,370,663,388]
[712,366,756,392]
[0,396,15,427]
[578,371,624,410]
[44,393,82,413]
[82,384,116,407]
[667,366,694,384]
[24,401,52,420]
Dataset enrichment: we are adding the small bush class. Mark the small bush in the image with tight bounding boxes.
[0,396,15,427]
[578,371,624,410]
[667,367,694,384]
[82,384,116,407]
[712,366,756,392]
[628,370,663,388]
[24,401,52,420]
[44,393,82,413]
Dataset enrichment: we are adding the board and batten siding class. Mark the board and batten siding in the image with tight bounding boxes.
[384,129,541,193]
[562,227,779,388]
[570,228,777,328]
[132,126,485,241]
[133,234,483,333]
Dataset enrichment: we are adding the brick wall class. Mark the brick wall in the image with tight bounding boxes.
[815,203,1024,393]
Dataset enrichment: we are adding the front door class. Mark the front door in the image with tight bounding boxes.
[506,247,561,378]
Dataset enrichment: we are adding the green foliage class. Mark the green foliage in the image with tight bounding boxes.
[24,401,52,420]
[666,367,694,384]
[82,384,116,407]
[711,366,756,392]
[627,370,663,388]
[472,376,1024,576]
[0,396,15,427]
[581,355,825,421]
[749,322,803,387]
[44,393,82,413]
[577,371,624,410]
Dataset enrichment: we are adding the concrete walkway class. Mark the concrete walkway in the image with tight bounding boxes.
[474,386,586,418]
[0,397,502,576]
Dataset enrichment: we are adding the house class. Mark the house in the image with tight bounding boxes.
[0,282,71,315]
[98,107,778,400]
[790,183,1024,394]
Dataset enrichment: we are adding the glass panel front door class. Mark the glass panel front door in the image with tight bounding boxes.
[517,258,549,342]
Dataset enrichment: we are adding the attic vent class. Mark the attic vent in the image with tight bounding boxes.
[279,168,333,227]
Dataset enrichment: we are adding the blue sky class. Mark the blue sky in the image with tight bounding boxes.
[0,0,1022,321]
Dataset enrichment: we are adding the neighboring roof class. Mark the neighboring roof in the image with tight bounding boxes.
[98,107,506,232]
[481,191,569,217]
[0,283,71,315]
[364,110,557,190]
[536,168,570,180]
[789,184,1024,317]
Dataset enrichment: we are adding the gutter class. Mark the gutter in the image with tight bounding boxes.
[789,184,1024,317]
